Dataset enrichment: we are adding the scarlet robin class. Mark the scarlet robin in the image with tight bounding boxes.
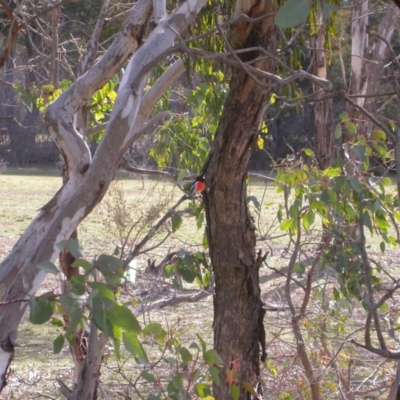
[190,176,205,196]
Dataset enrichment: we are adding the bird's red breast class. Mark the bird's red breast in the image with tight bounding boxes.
[191,179,205,195]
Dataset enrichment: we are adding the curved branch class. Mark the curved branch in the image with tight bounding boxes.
[45,0,153,175]
[180,46,333,90]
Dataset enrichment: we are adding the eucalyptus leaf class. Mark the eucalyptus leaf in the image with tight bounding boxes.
[275,0,310,28]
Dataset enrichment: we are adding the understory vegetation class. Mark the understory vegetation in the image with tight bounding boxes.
[1,162,400,399]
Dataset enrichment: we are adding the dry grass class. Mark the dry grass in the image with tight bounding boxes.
[1,168,399,399]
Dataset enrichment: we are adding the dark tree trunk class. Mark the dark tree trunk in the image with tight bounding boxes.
[203,2,277,398]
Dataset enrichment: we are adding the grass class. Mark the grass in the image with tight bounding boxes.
[1,168,400,399]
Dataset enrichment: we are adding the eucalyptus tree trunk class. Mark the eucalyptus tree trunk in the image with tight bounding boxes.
[311,12,334,169]
[345,0,368,151]
[203,1,277,399]
[59,2,111,392]
[0,0,206,391]
[346,0,399,140]
[356,2,400,137]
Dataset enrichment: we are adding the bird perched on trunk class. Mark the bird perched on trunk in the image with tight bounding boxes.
[190,176,205,196]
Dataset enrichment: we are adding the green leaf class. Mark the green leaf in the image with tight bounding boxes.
[95,256,124,286]
[176,170,186,185]
[37,261,59,275]
[323,167,342,178]
[67,238,84,258]
[196,334,207,354]
[346,121,357,135]
[167,373,183,397]
[195,383,212,398]
[29,298,54,324]
[294,263,305,276]
[142,322,167,342]
[141,371,156,383]
[204,349,223,365]
[71,259,93,271]
[280,219,293,231]
[106,304,141,334]
[50,317,64,328]
[179,347,193,362]
[231,384,240,400]
[202,233,209,249]
[379,302,389,312]
[354,145,366,162]
[362,211,373,234]
[350,178,362,193]
[334,123,342,139]
[267,360,278,377]
[123,332,148,364]
[209,365,220,386]
[112,336,121,361]
[66,308,82,334]
[380,241,386,253]
[373,129,387,141]
[304,148,315,157]
[322,3,339,19]
[275,0,310,28]
[88,282,115,301]
[42,84,54,91]
[171,214,182,233]
[69,274,86,296]
[375,213,390,230]
[97,254,123,272]
[196,212,204,229]
[53,334,64,354]
[301,211,315,231]
[56,240,68,252]
[92,306,115,337]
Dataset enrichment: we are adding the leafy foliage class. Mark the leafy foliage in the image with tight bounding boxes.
[276,129,397,300]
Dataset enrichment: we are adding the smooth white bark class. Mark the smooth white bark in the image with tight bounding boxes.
[349,0,368,107]
[0,0,206,390]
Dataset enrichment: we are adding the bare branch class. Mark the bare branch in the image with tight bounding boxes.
[124,194,190,266]
[133,289,213,317]
[179,45,333,90]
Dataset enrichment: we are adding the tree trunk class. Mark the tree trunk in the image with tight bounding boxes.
[357,2,400,137]
[311,12,334,169]
[346,0,399,139]
[344,0,368,156]
[204,2,277,399]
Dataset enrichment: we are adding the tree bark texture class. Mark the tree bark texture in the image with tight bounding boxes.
[356,2,400,137]
[346,1,399,139]
[311,13,334,169]
[204,2,277,399]
[0,0,207,391]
